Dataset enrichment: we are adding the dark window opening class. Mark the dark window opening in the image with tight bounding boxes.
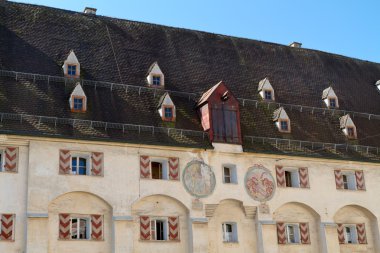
[153,75,161,86]
[224,167,231,183]
[72,157,87,175]
[264,90,272,100]
[68,65,77,76]
[329,98,336,108]
[280,120,289,131]
[347,127,355,138]
[164,107,173,119]
[73,98,83,111]
[212,104,240,143]
[285,171,292,187]
[71,218,89,239]
[151,162,163,179]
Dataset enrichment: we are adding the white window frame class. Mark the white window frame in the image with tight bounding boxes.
[341,171,356,190]
[150,218,168,241]
[71,153,91,176]
[344,225,358,244]
[222,164,238,184]
[284,169,300,188]
[150,158,169,180]
[285,224,300,244]
[222,222,238,243]
[70,216,91,240]
[0,149,4,172]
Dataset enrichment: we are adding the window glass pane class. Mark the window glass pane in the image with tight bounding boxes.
[164,108,173,118]
[151,162,163,179]
[79,219,87,239]
[285,171,292,187]
[71,218,78,239]
[281,121,288,131]
[74,98,83,110]
[72,157,77,174]
[153,76,161,85]
[78,158,87,175]
[265,91,272,99]
[156,220,164,240]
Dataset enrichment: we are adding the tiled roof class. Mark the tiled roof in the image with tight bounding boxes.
[0,1,380,161]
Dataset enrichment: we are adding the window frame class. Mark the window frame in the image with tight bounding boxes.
[264,89,273,100]
[67,64,78,77]
[285,224,300,244]
[152,75,162,86]
[150,218,168,241]
[149,158,169,180]
[162,105,175,121]
[222,164,237,184]
[70,216,91,240]
[278,119,291,133]
[71,95,86,112]
[341,171,357,190]
[222,222,238,243]
[346,127,356,139]
[0,149,4,172]
[329,97,337,108]
[70,153,90,176]
[344,225,358,244]
[284,169,300,188]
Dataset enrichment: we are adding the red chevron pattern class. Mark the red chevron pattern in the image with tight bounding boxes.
[169,157,179,180]
[357,223,367,244]
[1,214,14,240]
[91,152,104,176]
[299,168,310,188]
[334,170,343,189]
[140,156,150,178]
[168,216,179,240]
[337,224,345,244]
[276,166,286,187]
[59,213,70,239]
[140,216,151,240]
[4,147,18,172]
[300,222,310,244]
[355,170,366,190]
[59,150,71,174]
[91,215,103,240]
[277,222,286,244]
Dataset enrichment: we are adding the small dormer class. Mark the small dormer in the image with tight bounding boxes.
[340,114,357,139]
[62,50,80,78]
[146,62,164,87]
[322,86,339,108]
[196,81,241,144]
[69,83,87,112]
[158,93,176,122]
[376,80,380,92]
[273,107,291,133]
[258,78,275,101]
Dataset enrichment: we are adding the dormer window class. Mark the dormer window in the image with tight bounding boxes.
[158,93,176,122]
[322,86,339,108]
[273,107,291,133]
[197,82,242,144]
[70,83,87,113]
[340,114,357,139]
[147,62,165,87]
[62,50,80,78]
[258,78,275,101]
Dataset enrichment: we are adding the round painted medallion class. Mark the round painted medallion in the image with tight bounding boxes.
[245,164,276,201]
[182,160,216,198]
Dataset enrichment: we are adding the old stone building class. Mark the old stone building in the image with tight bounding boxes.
[0,1,380,253]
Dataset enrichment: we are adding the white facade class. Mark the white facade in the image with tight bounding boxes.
[1,135,379,253]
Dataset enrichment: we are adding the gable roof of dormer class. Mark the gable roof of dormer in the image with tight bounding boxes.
[70,82,86,97]
[322,86,337,99]
[146,61,163,75]
[258,77,273,91]
[339,114,354,129]
[197,81,239,107]
[157,92,174,109]
[63,50,79,66]
[273,107,289,121]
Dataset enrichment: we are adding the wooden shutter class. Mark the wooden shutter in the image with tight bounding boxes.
[299,167,310,188]
[168,216,180,240]
[337,224,345,244]
[140,216,151,240]
[91,215,103,240]
[91,152,104,176]
[4,147,18,172]
[334,170,343,189]
[59,150,71,174]
[276,166,286,187]
[140,156,150,179]
[355,170,366,190]
[0,214,14,240]
[357,223,367,244]
[169,157,179,180]
[277,222,286,244]
[58,213,71,240]
[300,222,310,244]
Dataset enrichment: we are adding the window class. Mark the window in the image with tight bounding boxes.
[73,97,84,111]
[212,104,240,143]
[347,127,355,138]
[68,65,77,76]
[150,160,168,180]
[152,75,161,86]
[329,98,336,108]
[286,224,300,244]
[71,156,88,175]
[223,165,237,184]
[284,170,300,188]
[151,219,168,241]
[151,162,163,179]
[280,120,289,131]
[264,90,272,100]
[71,217,90,240]
[164,107,173,120]
[342,172,356,190]
[344,225,358,244]
[222,223,238,243]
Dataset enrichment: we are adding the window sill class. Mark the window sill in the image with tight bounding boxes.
[337,189,365,192]
[223,241,239,244]
[140,178,179,182]
[139,239,180,243]
[223,182,238,185]
[58,239,104,242]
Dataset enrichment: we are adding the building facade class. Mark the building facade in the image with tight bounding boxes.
[0,1,380,253]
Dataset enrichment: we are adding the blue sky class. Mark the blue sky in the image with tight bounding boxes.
[14,0,380,63]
